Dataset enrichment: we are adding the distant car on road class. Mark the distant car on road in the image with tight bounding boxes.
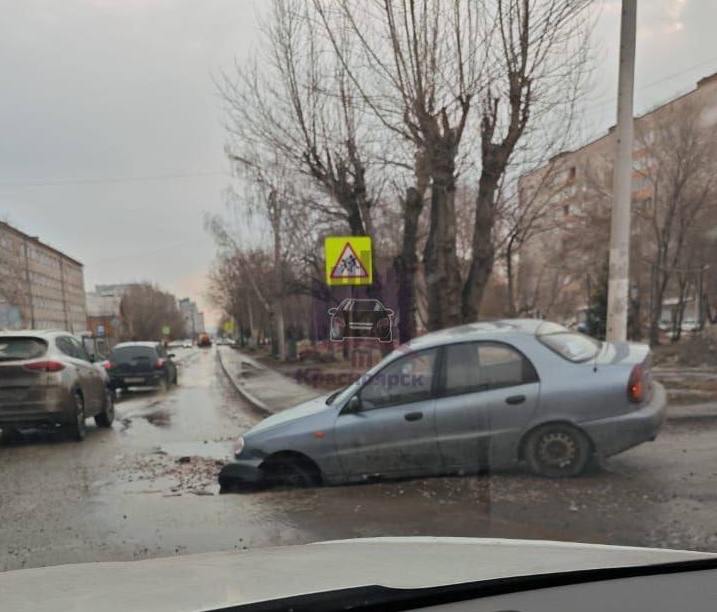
[328,298,394,343]
[0,330,115,441]
[197,333,212,348]
[105,342,177,392]
[220,319,666,488]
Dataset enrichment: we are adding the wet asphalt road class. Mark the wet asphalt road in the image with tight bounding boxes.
[2,348,717,572]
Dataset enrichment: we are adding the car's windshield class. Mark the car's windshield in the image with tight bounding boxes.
[3,1,717,603]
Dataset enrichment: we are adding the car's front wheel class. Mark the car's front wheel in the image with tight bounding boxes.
[262,456,320,488]
[65,392,87,442]
[524,423,591,478]
[95,388,115,428]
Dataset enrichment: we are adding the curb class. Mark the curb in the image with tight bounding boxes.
[216,348,273,418]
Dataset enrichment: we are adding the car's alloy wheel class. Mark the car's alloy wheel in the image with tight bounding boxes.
[525,424,590,478]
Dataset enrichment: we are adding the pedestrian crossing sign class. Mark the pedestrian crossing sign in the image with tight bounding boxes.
[324,236,372,286]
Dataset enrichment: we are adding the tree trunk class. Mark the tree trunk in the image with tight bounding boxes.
[423,159,462,330]
[505,235,517,317]
[462,170,499,322]
[394,186,424,343]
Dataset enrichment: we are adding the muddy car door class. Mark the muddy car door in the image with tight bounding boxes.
[434,341,540,471]
[333,347,441,480]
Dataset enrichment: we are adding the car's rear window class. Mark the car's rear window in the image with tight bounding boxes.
[0,338,48,361]
[537,332,601,363]
[110,346,157,362]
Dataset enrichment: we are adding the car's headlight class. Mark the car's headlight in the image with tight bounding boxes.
[233,436,245,458]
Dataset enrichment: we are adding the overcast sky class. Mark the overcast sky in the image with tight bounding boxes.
[0,0,715,326]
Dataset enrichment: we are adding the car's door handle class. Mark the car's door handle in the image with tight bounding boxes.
[404,411,423,422]
[505,395,526,405]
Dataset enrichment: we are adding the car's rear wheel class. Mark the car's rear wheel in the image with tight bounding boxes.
[95,388,115,428]
[524,424,591,478]
[65,392,86,442]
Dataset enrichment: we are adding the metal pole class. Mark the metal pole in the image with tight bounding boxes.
[607,0,637,342]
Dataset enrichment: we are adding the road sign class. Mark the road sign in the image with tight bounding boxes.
[325,236,372,286]
[161,325,171,336]
[223,320,235,333]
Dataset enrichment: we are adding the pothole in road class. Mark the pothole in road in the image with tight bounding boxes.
[159,440,232,462]
[143,410,172,427]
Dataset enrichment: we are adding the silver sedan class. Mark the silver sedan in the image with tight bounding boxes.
[219,319,666,487]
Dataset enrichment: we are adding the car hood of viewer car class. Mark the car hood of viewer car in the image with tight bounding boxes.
[1,538,713,612]
[247,393,333,435]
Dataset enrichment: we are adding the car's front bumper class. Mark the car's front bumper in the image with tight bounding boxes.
[582,382,667,458]
[218,457,264,486]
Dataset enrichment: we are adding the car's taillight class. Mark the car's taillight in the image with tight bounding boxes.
[24,360,65,373]
[102,360,113,370]
[628,364,644,403]
[155,358,166,369]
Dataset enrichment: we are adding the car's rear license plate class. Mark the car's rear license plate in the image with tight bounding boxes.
[124,377,144,384]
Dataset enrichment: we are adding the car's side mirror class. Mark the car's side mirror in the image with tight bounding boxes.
[385,308,394,317]
[344,395,361,414]
[328,307,338,316]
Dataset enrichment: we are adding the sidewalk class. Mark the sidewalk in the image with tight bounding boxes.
[216,346,320,415]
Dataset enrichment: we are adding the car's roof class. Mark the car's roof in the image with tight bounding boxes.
[406,319,563,350]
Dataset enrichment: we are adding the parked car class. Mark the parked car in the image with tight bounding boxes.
[220,319,666,488]
[0,330,115,441]
[328,298,394,342]
[105,342,177,391]
[197,333,212,348]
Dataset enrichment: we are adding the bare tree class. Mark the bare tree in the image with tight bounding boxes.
[635,100,717,345]
[119,284,185,342]
[462,0,592,321]
[316,0,487,330]
[220,0,377,238]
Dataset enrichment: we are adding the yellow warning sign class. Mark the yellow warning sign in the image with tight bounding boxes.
[324,236,372,286]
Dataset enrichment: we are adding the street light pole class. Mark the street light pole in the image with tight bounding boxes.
[607,0,637,342]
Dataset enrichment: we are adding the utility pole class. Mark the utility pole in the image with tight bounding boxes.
[607,0,637,342]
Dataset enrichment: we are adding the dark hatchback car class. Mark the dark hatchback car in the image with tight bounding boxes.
[105,342,177,391]
[329,298,394,342]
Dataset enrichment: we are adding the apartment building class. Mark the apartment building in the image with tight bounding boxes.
[179,298,205,337]
[515,71,717,324]
[0,221,87,332]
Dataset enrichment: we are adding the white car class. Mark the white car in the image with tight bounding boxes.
[1,538,715,611]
